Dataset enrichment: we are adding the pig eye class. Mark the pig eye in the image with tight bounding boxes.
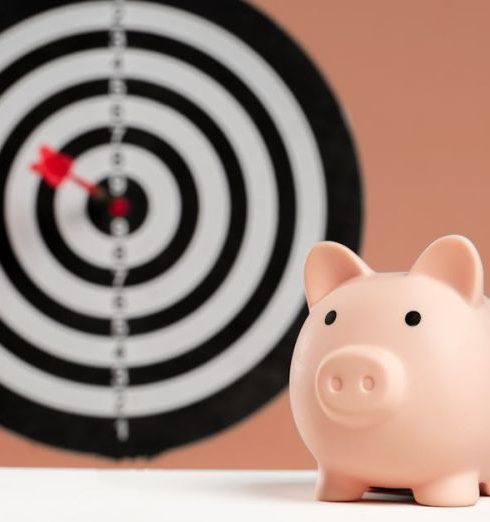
[405,310,421,326]
[324,310,337,325]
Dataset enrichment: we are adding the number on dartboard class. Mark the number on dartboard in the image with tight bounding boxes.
[0,0,361,458]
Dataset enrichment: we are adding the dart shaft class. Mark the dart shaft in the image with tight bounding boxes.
[69,173,107,199]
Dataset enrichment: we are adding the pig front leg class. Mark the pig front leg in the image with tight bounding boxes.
[413,472,480,507]
[315,468,366,502]
[480,482,490,496]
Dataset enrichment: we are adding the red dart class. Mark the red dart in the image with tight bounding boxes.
[30,146,105,199]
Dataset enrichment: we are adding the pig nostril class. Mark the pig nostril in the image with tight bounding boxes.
[361,376,375,392]
[330,376,343,392]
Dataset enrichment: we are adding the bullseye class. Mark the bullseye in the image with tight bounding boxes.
[108,197,130,218]
[86,177,149,236]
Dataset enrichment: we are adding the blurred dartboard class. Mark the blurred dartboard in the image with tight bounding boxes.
[0,0,361,457]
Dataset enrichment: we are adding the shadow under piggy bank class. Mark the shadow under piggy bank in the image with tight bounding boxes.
[235,477,416,506]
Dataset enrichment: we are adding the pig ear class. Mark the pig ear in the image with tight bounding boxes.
[410,235,484,305]
[304,242,373,309]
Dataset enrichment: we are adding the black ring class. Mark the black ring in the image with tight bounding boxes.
[0,34,294,371]
[38,124,201,286]
[0,67,253,337]
[0,0,362,458]
[87,179,149,236]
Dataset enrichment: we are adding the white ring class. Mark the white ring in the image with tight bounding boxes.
[6,95,231,317]
[2,48,278,364]
[0,2,328,416]
[56,144,181,270]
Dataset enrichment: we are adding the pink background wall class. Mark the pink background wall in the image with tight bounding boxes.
[1,0,490,468]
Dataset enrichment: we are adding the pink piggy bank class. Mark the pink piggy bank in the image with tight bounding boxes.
[289,235,490,507]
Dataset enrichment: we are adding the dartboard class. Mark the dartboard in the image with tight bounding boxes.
[0,0,361,458]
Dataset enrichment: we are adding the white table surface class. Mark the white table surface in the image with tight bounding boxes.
[0,469,488,521]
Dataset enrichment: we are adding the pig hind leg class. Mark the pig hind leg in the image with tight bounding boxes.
[413,472,480,507]
[316,469,366,502]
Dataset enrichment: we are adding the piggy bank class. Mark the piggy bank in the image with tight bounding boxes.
[289,235,490,507]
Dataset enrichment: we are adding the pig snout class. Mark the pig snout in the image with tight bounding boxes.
[315,345,406,427]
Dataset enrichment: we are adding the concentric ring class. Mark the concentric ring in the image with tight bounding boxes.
[0,39,289,336]
[39,122,201,286]
[2,68,276,362]
[55,141,184,272]
[14,91,235,318]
